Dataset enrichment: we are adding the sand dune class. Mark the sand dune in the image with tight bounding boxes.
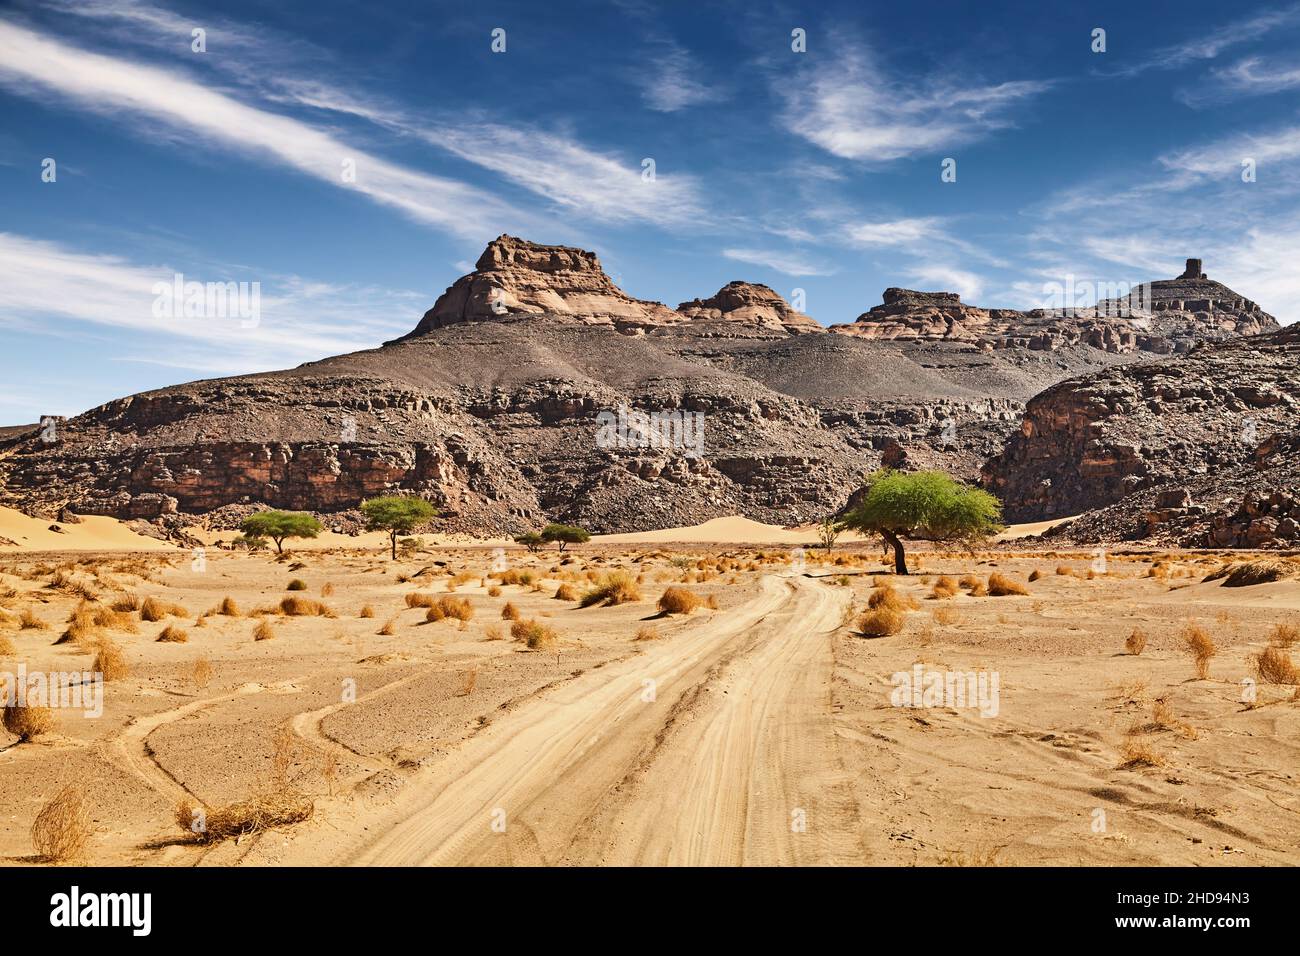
[0,506,176,552]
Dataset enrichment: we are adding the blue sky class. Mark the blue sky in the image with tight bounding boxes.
[3,0,1300,423]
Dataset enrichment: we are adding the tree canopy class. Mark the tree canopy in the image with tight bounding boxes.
[514,532,545,552]
[361,496,437,559]
[841,469,1003,575]
[540,523,590,551]
[239,511,323,553]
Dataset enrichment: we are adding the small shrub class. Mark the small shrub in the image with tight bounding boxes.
[657,587,702,615]
[1027,569,1042,582]
[217,596,241,616]
[501,602,520,621]
[1268,622,1299,648]
[1254,646,1299,684]
[253,620,276,641]
[177,792,313,843]
[140,596,187,622]
[930,576,959,599]
[487,585,502,598]
[987,573,1029,597]
[858,606,905,637]
[635,625,661,641]
[156,624,188,643]
[1125,628,1147,656]
[31,785,92,862]
[377,616,397,636]
[359,604,375,618]
[1117,739,1165,769]
[286,579,308,591]
[110,591,142,612]
[1180,622,1217,680]
[4,698,54,741]
[580,571,642,608]
[18,608,47,630]
[404,592,436,608]
[511,618,557,650]
[278,596,329,616]
[553,583,578,601]
[94,639,129,681]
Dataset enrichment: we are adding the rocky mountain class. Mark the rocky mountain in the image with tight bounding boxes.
[406,235,682,335]
[0,240,1280,541]
[676,281,822,334]
[831,260,1277,355]
[983,323,1300,546]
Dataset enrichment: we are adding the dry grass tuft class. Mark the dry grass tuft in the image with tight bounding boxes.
[110,591,141,612]
[1180,622,1217,680]
[553,583,578,601]
[1027,569,1042,582]
[425,595,474,623]
[93,639,129,681]
[253,619,276,642]
[140,596,187,622]
[31,785,93,862]
[500,601,520,621]
[156,624,188,643]
[458,668,478,697]
[404,591,437,608]
[857,606,905,637]
[987,572,1029,596]
[278,595,331,616]
[657,586,702,615]
[511,618,557,650]
[634,625,661,641]
[19,607,48,630]
[376,616,397,636]
[286,578,308,591]
[176,792,313,844]
[1268,622,1299,648]
[192,657,214,691]
[930,575,959,599]
[3,698,54,741]
[1254,645,1299,684]
[580,570,642,608]
[1117,738,1166,769]
[1125,627,1147,656]
[216,596,241,617]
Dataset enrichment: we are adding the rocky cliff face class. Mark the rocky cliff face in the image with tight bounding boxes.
[676,281,821,334]
[981,323,1300,539]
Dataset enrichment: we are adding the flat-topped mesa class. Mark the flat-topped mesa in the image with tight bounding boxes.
[675,281,822,334]
[407,235,683,336]
[829,288,1002,343]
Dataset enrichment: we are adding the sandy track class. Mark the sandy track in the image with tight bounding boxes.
[282,574,854,866]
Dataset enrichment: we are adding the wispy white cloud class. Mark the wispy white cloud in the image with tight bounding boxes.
[1105,5,1300,77]
[0,232,423,372]
[779,43,1050,161]
[1180,55,1300,106]
[846,217,947,247]
[640,39,721,112]
[0,20,531,241]
[721,248,835,276]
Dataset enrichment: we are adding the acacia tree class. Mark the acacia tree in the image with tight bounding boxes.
[514,532,544,553]
[240,510,323,554]
[817,515,844,553]
[841,470,1002,575]
[540,523,590,552]
[361,495,437,559]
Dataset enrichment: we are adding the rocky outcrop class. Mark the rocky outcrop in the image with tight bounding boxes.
[675,282,821,334]
[831,260,1278,356]
[982,323,1300,525]
[406,235,682,335]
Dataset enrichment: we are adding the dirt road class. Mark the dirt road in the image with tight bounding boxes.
[281,574,861,866]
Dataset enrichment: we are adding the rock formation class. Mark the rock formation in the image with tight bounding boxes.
[832,261,1277,355]
[675,281,821,334]
[982,323,1300,546]
[407,235,683,335]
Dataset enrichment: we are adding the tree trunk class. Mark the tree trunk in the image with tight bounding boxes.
[880,528,908,575]
[390,531,398,560]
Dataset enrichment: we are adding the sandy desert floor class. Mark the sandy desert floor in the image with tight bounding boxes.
[0,536,1297,867]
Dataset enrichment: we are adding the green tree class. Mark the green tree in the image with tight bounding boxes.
[239,511,323,554]
[361,496,437,559]
[817,515,844,553]
[514,532,544,553]
[841,470,1002,575]
[540,523,590,552]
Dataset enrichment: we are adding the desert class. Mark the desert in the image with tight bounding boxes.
[2,512,1296,867]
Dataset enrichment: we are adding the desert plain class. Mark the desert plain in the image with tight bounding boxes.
[1,509,1296,867]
